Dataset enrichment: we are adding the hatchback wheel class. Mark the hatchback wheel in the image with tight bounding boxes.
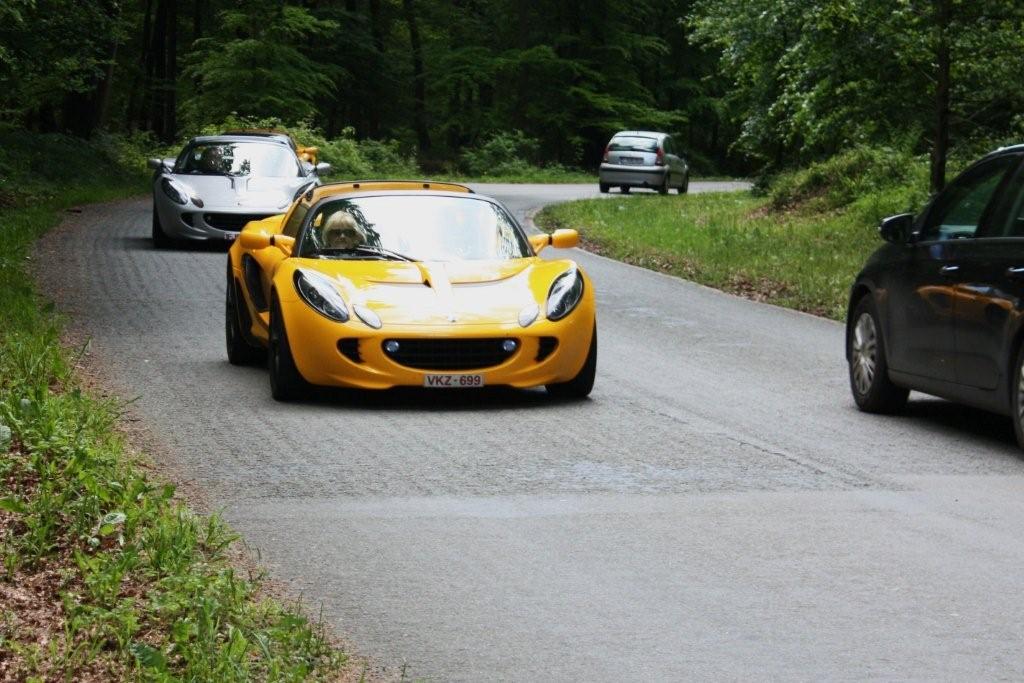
[599,182,610,194]
[658,174,670,195]
[1010,346,1024,451]
[848,296,908,413]
[620,186,630,194]
[676,173,689,195]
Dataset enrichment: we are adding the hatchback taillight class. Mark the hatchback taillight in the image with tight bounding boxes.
[655,147,665,166]
[602,144,610,162]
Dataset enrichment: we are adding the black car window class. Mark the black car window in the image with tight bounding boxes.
[608,136,658,152]
[281,201,310,238]
[920,156,1018,241]
[981,155,1024,238]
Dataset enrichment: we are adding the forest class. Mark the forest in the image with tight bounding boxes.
[1,0,1024,186]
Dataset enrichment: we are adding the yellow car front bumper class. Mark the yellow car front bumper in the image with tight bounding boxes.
[279,301,595,390]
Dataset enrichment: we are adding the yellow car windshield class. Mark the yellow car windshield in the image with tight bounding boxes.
[301,195,531,262]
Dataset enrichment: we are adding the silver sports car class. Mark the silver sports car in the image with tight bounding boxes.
[148,133,331,247]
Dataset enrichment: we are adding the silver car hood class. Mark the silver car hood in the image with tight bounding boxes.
[169,174,310,212]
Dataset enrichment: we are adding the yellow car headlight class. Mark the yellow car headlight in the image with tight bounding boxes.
[545,266,584,321]
[294,269,349,323]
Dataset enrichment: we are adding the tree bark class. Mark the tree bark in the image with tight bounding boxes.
[403,0,430,156]
[163,0,178,142]
[368,0,386,137]
[127,0,154,130]
[931,0,951,193]
[150,0,167,137]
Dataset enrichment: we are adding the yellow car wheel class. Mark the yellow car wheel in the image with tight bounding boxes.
[225,260,264,366]
[269,296,308,401]
[546,325,597,399]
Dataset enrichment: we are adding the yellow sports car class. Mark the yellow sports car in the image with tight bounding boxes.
[225,180,597,400]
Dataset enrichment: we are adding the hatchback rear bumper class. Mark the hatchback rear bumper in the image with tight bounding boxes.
[598,163,667,187]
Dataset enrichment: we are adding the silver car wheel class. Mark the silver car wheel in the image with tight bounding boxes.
[851,312,878,396]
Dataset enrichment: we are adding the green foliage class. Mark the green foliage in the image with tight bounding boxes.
[459,130,541,176]
[691,0,1024,170]
[0,130,345,680]
[767,147,931,212]
[182,1,338,128]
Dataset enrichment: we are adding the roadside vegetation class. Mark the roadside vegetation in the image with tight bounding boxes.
[0,127,347,679]
[538,147,933,320]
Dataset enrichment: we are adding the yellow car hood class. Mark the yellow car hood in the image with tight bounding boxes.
[292,257,571,326]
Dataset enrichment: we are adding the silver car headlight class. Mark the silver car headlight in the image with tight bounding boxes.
[545,267,584,321]
[294,269,349,322]
[161,178,190,205]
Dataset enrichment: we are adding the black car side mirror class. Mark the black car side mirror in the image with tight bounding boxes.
[879,213,915,244]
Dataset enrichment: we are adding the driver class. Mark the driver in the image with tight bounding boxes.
[321,211,367,250]
[198,146,226,173]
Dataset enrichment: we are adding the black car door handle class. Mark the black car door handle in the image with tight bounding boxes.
[940,265,960,276]
[1007,266,1024,279]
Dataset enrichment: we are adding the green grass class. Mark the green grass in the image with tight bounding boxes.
[537,184,927,321]
[439,168,597,184]
[0,129,347,680]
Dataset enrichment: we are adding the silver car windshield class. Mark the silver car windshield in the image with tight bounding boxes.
[609,136,658,152]
[301,195,531,262]
[178,142,300,177]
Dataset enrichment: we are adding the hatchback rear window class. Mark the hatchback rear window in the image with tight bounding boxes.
[608,136,659,152]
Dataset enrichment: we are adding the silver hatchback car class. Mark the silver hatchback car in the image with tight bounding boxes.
[598,131,689,194]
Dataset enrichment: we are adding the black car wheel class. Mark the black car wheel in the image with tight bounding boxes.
[268,296,307,401]
[547,326,597,400]
[1010,345,1024,451]
[152,204,172,249]
[658,173,670,195]
[848,296,908,413]
[676,172,689,195]
[225,260,264,366]
[599,182,610,194]
[620,186,630,194]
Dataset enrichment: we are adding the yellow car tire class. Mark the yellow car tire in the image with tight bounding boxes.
[269,296,309,401]
[546,325,597,399]
[225,261,264,366]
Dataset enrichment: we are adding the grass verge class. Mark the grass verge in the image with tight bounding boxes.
[536,147,931,320]
[0,129,347,680]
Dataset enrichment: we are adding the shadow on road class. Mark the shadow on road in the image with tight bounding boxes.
[896,397,1018,451]
[120,236,232,253]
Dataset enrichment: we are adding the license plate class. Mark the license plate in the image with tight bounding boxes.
[423,374,484,388]
[621,156,644,165]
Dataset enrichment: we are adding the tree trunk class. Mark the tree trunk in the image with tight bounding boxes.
[368,0,386,136]
[150,0,167,137]
[931,0,952,193]
[403,0,430,156]
[163,0,178,142]
[128,0,154,130]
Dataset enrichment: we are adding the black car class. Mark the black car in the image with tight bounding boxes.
[847,145,1024,446]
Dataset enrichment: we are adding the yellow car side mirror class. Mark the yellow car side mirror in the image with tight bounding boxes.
[551,229,579,249]
[273,235,295,256]
[239,231,271,250]
[530,229,579,253]
[238,232,295,256]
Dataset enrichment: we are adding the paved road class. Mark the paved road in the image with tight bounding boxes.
[37,182,1024,680]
